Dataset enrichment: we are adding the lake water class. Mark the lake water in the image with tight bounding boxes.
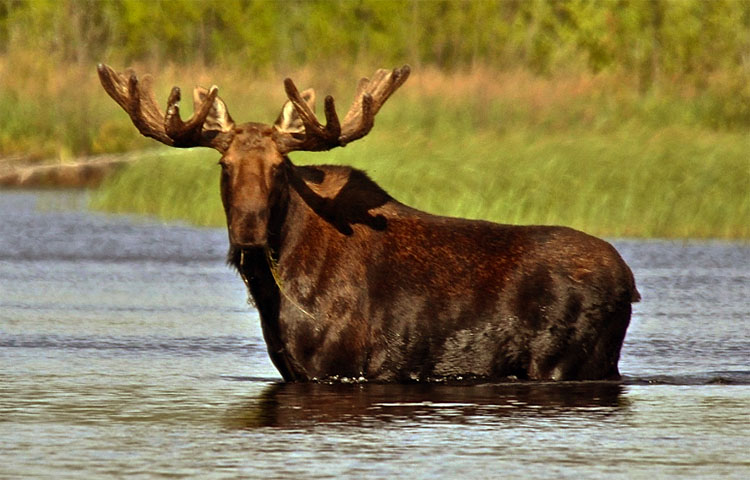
[1,190,748,479]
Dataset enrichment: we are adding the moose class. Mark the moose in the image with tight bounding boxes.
[98,64,639,383]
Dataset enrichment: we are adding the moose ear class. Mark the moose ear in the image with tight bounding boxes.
[193,86,234,133]
[274,88,316,135]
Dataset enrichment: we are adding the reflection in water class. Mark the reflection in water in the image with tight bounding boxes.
[226,381,627,429]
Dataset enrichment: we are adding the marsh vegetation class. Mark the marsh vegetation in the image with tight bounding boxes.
[2,0,748,239]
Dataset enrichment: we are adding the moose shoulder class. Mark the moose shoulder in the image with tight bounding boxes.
[98,64,640,383]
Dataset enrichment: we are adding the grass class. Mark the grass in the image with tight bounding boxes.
[91,123,749,240]
[326,127,748,240]
[2,57,746,239]
[2,58,747,159]
[90,148,226,226]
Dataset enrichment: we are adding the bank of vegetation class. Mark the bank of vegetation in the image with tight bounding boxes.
[1,1,748,239]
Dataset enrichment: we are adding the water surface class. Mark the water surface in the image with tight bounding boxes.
[1,191,748,478]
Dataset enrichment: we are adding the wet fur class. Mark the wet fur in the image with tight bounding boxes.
[230,159,639,383]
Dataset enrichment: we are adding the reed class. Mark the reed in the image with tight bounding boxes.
[3,55,743,239]
[90,148,225,226]
[91,122,749,240]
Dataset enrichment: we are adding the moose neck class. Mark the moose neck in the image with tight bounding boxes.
[228,158,299,380]
[229,158,394,381]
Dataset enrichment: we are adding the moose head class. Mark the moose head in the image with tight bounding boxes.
[97,63,409,247]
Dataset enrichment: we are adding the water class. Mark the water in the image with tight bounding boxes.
[1,190,748,479]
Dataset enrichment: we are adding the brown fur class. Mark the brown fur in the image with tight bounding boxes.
[228,159,639,383]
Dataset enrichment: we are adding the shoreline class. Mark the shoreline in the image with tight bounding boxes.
[0,152,139,189]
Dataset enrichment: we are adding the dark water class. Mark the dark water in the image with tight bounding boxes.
[1,190,748,479]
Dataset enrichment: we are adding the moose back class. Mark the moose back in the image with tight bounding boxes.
[98,64,640,383]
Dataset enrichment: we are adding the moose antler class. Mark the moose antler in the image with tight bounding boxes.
[274,65,410,154]
[97,64,233,151]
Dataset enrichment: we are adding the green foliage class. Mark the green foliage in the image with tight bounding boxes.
[90,148,225,226]
[2,0,748,80]
[91,72,750,240]
[91,120,749,240]
[3,0,749,239]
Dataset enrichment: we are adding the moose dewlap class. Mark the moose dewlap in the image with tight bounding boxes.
[98,64,640,383]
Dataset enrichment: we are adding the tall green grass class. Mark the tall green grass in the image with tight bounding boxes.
[3,3,747,240]
[9,58,737,240]
[90,148,225,226]
[91,119,749,240]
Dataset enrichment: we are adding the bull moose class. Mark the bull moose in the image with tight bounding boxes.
[97,64,639,383]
